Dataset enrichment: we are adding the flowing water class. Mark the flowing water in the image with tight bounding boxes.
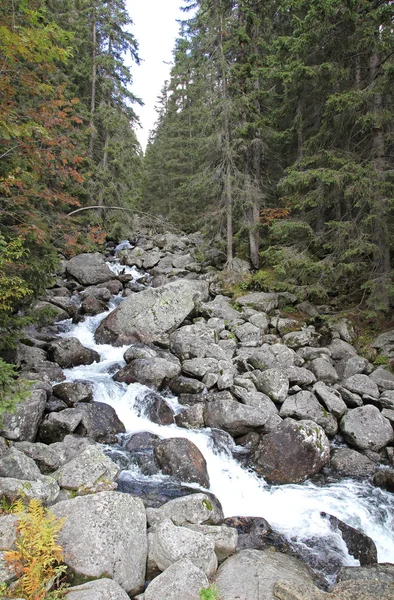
[55,256,394,586]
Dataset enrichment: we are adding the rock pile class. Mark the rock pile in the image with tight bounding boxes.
[0,227,393,598]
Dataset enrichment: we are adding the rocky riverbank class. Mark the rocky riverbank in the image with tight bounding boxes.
[0,227,394,599]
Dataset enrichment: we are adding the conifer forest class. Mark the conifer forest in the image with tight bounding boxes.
[1,0,394,349]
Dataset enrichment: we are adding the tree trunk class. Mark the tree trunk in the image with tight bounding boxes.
[369,50,391,310]
[88,17,97,158]
[97,130,109,221]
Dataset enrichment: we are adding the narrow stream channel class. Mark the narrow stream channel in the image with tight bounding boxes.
[55,254,394,586]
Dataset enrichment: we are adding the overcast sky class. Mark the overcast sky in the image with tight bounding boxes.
[125,0,187,151]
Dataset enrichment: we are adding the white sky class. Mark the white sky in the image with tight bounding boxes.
[125,0,187,151]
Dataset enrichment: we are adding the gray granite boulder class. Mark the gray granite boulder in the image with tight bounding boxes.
[14,441,60,473]
[0,514,17,549]
[53,445,119,493]
[146,493,224,528]
[53,381,93,406]
[65,578,130,600]
[95,280,209,346]
[237,292,280,313]
[149,518,217,576]
[204,396,269,436]
[113,357,181,389]
[313,382,347,418]
[213,548,315,600]
[253,369,289,403]
[0,447,41,480]
[143,559,209,600]
[248,344,295,371]
[199,295,241,320]
[52,491,147,595]
[342,374,379,399]
[0,389,46,442]
[0,475,59,504]
[251,418,330,484]
[279,391,338,436]
[66,253,114,286]
[309,357,338,384]
[340,405,394,451]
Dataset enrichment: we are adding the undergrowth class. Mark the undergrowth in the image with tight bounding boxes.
[0,498,67,600]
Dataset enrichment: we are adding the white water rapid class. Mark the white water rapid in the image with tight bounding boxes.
[56,258,394,586]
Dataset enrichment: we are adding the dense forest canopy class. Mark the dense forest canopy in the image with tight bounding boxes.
[0,0,393,364]
[143,0,394,311]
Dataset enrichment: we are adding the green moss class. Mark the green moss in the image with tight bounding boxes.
[202,498,213,511]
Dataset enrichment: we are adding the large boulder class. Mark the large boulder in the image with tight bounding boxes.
[0,448,41,480]
[322,513,377,565]
[95,280,209,346]
[248,344,295,371]
[341,374,379,399]
[253,369,289,403]
[52,491,147,595]
[48,338,100,369]
[0,476,59,505]
[329,448,376,478]
[0,389,46,442]
[169,322,217,361]
[39,402,125,444]
[134,391,174,425]
[143,559,209,600]
[213,548,315,600]
[113,357,181,389]
[65,578,130,600]
[53,445,119,493]
[53,381,93,406]
[204,396,270,436]
[66,253,114,286]
[154,437,210,488]
[14,441,61,474]
[251,418,330,484]
[149,518,217,576]
[279,391,338,436]
[340,405,394,451]
[146,493,224,527]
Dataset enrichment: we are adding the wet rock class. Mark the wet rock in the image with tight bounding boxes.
[66,253,114,286]
[223,516,272,551]
[80,285,112,302]
[372,468,394,493]
[65,578,130,600]
[329,448,376,478]
[154,438,210,488]
[52,492,147,595]
[81,296,107,315]
[340,405,394,451]
[146,493,223,528]
[149,518,217,576]
[176,403,205,429]
[342,374,379,399]
[124,432,159,451]
[169,375,205,395]
[322,513,377,565]
[213,548,315,600]
[52,381,93,406]
[251,418,330,484]
[39,402,125,444]
[204,396,269,436]
[134,391,174,425]
[1,389,46,442]
[113,357,181,389]
[95,280,209,346]
[123,344,157,363]
[253,368,289,403]
[280,391,338,436]
[48,338,100,369]
[143,559,209,600]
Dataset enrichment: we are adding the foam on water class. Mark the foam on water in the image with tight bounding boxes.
[56,259,394,578]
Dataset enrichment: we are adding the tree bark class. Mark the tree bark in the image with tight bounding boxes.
[88,16,97,159]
